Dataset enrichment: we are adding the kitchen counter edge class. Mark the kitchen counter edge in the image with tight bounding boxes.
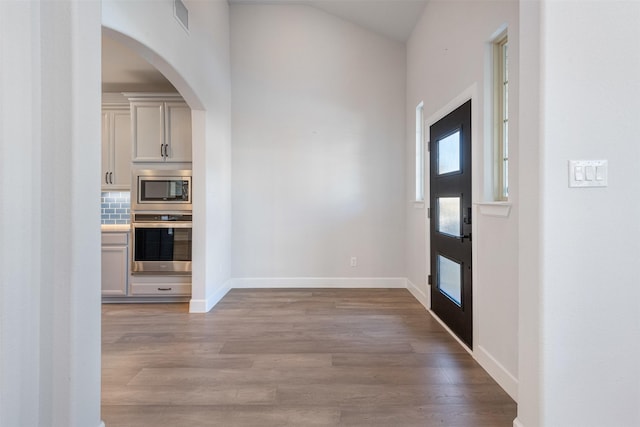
[101,224,131,233]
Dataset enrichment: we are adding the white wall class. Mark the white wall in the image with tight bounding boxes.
[0,0,232,424]
[516,1,541,424]
[405,0,519,399]
[517,1,640,426]
[230,4,406,280]
[102,0,233,312]
[0,1,102,425]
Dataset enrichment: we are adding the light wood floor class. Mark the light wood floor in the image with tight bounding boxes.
[102,288,516,426]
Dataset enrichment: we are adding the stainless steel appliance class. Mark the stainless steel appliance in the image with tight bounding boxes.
[131,169,193,275]
[131,213,192,275]
[132,169,192,212]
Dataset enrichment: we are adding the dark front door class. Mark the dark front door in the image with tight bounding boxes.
[429,99,473,347]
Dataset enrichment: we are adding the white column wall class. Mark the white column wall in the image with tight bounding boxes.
[102,0,232,312]
[0,1,102,426]
[518,1,640,426]
[515,0,542,425]
[230,4,406,280]
[405,0,519,399]
[1,2,43,425]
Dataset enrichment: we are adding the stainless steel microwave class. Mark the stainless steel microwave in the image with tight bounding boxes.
[131,170,192,212]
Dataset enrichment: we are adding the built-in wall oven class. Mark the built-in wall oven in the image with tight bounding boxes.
[131,170,193,275]
[131,213,192,275]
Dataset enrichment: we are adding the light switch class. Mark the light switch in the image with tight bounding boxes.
[585,165,595,181]
[569,160,608,188]
[574,166,584,181]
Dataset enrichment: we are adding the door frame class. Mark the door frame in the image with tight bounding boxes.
[424,84,480,352]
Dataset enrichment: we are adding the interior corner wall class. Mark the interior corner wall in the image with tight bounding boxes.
[516,1,541,425]
[102,0,233,312]
[524,2,640,426]
[230,4,406,279]
[405,0,519,399]
[1,1,102,425]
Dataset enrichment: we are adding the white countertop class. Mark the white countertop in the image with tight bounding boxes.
[101,224,131,233]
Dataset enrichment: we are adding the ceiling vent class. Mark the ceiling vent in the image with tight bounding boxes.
[174,0,189,32]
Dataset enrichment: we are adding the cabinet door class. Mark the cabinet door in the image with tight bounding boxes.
[111,110,132,188]
[101,112,112,187]
[101,245,128,297]
[165,102,192,162]
[131,102,165,162]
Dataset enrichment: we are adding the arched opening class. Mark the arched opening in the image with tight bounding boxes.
[102,27,204,111]
[99,26,210,302]
[102,25,206,311]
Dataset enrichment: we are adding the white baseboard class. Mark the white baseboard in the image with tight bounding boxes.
[406,279,429,309]
[428,307,518,401]
[513,418,524,427]
[188,280,232,313]
[475,344,519,402]
[229,277,407,289]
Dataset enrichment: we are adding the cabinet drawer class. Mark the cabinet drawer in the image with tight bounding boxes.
[129,282,191,296]
[102,232,128,245]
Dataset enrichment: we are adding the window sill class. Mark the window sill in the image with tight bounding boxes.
[413,200,425,209]
[476,201,511,217]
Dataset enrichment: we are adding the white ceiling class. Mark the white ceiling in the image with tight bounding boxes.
[228,0,428,42]
[102,0,428,90]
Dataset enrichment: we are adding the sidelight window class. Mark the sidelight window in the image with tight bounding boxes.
[494,33,509,200]
[415,102,425,201]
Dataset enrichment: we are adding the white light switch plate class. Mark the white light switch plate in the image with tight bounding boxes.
[568,160,608,188]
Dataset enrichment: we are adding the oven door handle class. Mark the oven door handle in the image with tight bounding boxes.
[132,222,193,229]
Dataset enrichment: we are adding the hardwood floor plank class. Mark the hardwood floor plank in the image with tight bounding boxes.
[126,366,451,387]
[102,405,341,427]
[102,385,277,406]
[102,289,516,426]
[338,403,517,427]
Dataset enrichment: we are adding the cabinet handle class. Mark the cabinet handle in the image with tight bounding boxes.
[164,144,169,158]
[105,172,109,184]
[157,287,172,291]
[109,172,113,184]
[160,143,164,157]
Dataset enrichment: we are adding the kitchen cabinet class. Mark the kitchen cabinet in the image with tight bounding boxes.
[129,281,191,297]
[101,107,132,190]
[101,231,128,297]
[128,94,192,163]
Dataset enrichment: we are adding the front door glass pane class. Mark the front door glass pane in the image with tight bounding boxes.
[438,255,462,306]
[437,197,460,237]
[438,130,461,175]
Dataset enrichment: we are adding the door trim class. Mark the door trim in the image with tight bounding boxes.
[424,84,479,352]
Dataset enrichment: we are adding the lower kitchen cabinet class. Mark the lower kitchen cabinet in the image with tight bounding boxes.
[101,232,128,297]
[129,281,191,296]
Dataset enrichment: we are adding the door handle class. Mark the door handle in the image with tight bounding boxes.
[463,207,472,225]
[460,233,472,242]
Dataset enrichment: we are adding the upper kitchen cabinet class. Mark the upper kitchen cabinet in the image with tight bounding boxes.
[101,106,132,190]
[127,93,192,163]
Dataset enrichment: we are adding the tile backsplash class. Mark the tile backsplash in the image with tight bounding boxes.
[101,191,131,224]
